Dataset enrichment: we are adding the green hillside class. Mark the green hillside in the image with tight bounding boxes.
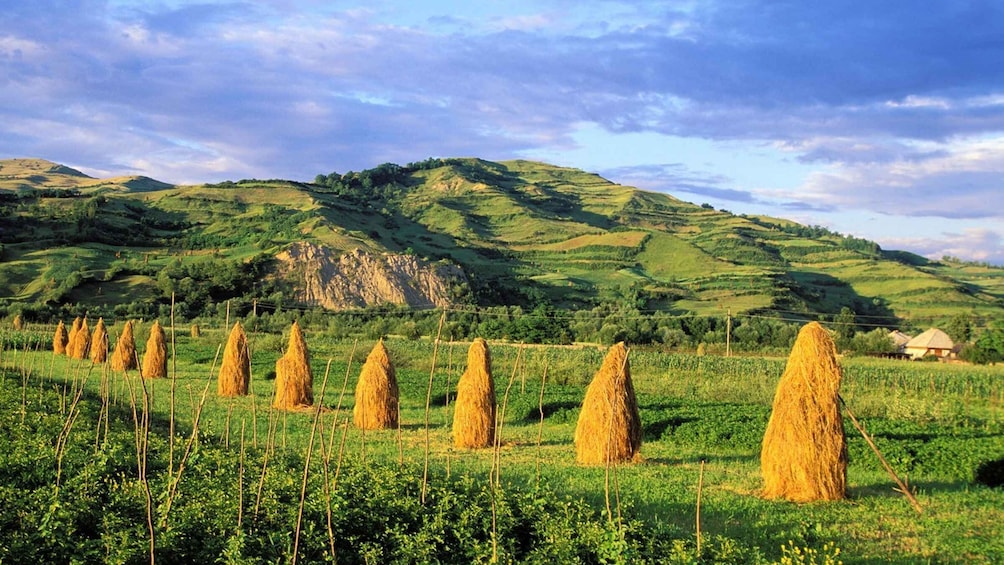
[1,157,1002,330]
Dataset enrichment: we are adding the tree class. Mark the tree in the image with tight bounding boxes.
[833,307,856,349]
[945,313,973,343]
[962,321,1004,364]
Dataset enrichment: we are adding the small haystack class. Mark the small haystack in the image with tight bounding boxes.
[353,339,399,430]
[110,321,138,371]
[53,320,69,355]
[68,318,91,360]
[142,321,168,379]
[13,314,23,331]
[218,321,251,396]
[90,318,109,363]
[191,324,201,338]
[574,342,641,465]
[452,338,496,449]
[761,321,847,502]
[272,321,313,409]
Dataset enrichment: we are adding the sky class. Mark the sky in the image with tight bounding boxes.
[2,1,1003,265]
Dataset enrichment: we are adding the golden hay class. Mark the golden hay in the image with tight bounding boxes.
[67,317,82,352]
[574,342,641,465]
[452,338,496,449]
[53,320,69,355]
[191,324,201,338]
[68,318,91,360]
[761,321,847,502]
[13,314,23,331]
[272,321,313,409]
[353,339,399,430]
[90,318,109,364]
[110,321,138,371]
[218,321,251,396]
[142,320,168,379]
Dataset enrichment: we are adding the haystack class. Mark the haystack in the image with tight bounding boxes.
[90,318,109,363]
[13,314,23,331]
[272,321,313,409]
[142,320,168,379]
[191,324,201,338]
[68,317,92,360]
[53,320,69,355]
[218,321,251,396]
[452,338,496,449]
[353,339,399,430]
[67,317,82,352]
[574,342,641,465]
[760,321,847,502]
[110,321,138,371]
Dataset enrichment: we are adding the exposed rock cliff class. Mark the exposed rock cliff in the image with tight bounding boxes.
[275,242,467,310]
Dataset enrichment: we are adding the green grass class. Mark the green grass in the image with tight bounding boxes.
[2,328,1003,563]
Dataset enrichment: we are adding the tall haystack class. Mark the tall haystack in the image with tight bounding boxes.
[110,321,138,371]
[68,318,91,360]
[67,317,82,352]
[452,338,496,449]
[53,320,69,355]
[218,321,251,396]
[90,318,109,363]
[353,339,399,430]
[191,324,201,338]
[273,321,313,409]
[142,320,168,379]
[13,314,23,331]
[761,321,847,502]
[574,342,641,465]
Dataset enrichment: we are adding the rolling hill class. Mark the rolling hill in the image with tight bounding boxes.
[1,157,1001,329]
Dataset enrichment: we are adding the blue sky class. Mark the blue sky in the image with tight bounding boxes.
[2,1,1003,264]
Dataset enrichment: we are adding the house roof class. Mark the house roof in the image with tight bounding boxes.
[888,330,912,346]
[906,328,954,350]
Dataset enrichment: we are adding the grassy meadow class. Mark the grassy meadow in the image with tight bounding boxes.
[1,320,1003,563]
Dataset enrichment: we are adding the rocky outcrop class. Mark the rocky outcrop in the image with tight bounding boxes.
[275,242,466,310]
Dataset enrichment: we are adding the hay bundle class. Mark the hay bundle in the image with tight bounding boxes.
[110,321,138,371]
[218,321,250,396]
[90,318,109,363]
[67,317,82,351]
[142,320,168,379]
[68,318,91,360]
[761,321,847,502]
[273,321,313,409]
[574,342,641,465]
[353,339,399,430]
[53,320,69,355]
[191,324,201,338]
[452,338,496,449]
[13,314,23,331]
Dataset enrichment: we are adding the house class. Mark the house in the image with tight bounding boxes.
[904,328,955,360]
[888,330,912,353]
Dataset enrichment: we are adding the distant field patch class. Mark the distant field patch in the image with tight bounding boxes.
[536,231,648,251]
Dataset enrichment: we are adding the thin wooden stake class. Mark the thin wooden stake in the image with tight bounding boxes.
[535,359,549,488]
[292,359,334,565]
[696,460,705,556]
[840,395,923,514]
[421,310,447,504]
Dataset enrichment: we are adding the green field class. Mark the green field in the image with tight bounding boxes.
[2,321,1002,563]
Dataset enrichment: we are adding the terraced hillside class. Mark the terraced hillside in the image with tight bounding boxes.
[1,157,1001,327]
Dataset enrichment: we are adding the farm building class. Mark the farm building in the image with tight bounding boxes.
[888,330,912,353]
[904,328,954,360]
